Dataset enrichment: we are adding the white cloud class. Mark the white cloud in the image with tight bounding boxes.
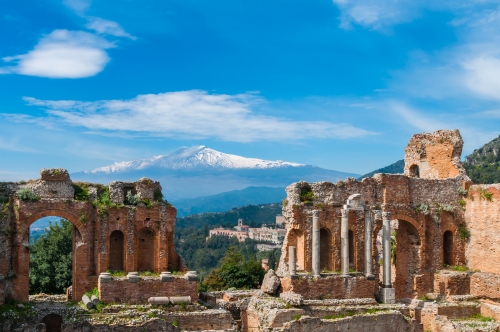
[1,30,113,78]
[462,56,500,101]
[21,90,373,142]
[63,0,91,15]
[86,17,136,39]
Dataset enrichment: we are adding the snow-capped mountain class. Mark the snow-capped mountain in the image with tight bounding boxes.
[83,146,304,174]
[72,146,360,201]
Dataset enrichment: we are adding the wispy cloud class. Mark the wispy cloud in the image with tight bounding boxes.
[86,17,136,39]
[0,30,113,78]
[63,0,91,15]
[21,91,374,142]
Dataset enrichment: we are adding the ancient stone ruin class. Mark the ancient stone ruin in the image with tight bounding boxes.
[3,129,500,332]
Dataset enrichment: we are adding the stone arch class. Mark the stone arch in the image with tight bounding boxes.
[109,230,124,271]
[287,228,305,272]
[320,228,332,271]
[393,217,423,299]
[41,313,63,332]
[443,230,454,266]
[137,227,155,272]
[409,164,420,178]
[13,209,89,302]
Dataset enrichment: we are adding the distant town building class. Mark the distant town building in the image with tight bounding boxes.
[207,219,285,244]
[248,224,286,245]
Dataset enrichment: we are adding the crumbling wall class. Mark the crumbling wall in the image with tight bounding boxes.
[404,129,466,179]
[0,169,185,303]
[464,184,500,274]
[99,276,197,304]
[281,275,376,300]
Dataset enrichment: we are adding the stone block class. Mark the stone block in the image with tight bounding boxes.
[280,291,303,306]
[161,271,174,282]
[185,271,198,282]
[261,269,280,294]
[40,168,70,181]
[379,287,395,304]
[99,272,113,283]
[127,272,141,283]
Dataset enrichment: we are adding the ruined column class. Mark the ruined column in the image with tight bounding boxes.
[364,208,374,279]
[340,208,350,277]
[380,211,395,303]
[289,246,297,277]
[312,210,321,277]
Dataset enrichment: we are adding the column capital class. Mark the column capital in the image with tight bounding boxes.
[382,211,392,220]
[312,210,320,218]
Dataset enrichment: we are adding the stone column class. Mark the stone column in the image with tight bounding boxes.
[380,211,395,303]
[364,208,374,279]
[341,208,350,277]
[289,246,297,277]
[312,210,321,277]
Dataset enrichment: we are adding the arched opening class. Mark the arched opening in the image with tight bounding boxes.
[109,230,124,271]
[320,228,331,271]
[348,230,355,268]
[394,219,421,299]
[137,228,155,272]
[29,217,74,297]
[443,230,454,266]
[409,164,420,178]
[41,313,63,332]
[287,229,305,271]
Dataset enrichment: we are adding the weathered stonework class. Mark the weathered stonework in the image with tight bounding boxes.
[0,170,185,303]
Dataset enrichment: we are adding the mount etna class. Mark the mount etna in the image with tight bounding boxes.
[72,146,359,212]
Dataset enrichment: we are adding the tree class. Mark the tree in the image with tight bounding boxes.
[201,246,265,291]
[30,218,73,294]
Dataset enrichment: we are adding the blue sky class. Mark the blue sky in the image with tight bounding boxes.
[1,0,500,180]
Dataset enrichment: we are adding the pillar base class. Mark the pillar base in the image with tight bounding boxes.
[289,274,299,280]
[340,274,353,278]
[365,273,375,280]
[379,287,395,304]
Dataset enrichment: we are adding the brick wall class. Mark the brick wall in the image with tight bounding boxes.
[281,275,376,300]
[433,271,470,296]
[99,276,197,304]
[0,170,186,302]
[465,184,500,274]
[470,272,500,300]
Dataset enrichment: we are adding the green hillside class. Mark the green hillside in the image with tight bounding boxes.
[358,159,405,180]
[463,135,500,184]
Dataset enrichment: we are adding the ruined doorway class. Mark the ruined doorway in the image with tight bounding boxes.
[41,313,63,332]
[443,230,454,266]
[409,165,420,178]
[287,229,305,271]
[394,220,421,299]
[320,228,331,271]
[109,230,124,271]
[29,217,75,296]
[137,228,155,272]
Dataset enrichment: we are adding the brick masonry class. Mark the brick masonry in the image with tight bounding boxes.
[281,275,376,300]
[99,277,197,304]
[277,130,473,301]
[0,169,185,302]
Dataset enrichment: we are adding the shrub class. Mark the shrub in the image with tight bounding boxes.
[458,224,470,240]
[480,188,493,201]
[457,187,468,196]
[153,188,163,201]
[126,191,140,205]
[73,183,89,201]
[414,203,430,215]
[16,188,39,202]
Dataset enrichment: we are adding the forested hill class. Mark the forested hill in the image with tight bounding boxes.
[463,135,500,184]
[357,160,404,180]
[175,203,282,229]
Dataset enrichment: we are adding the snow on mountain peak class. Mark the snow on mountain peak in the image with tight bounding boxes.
[83,146,305,174]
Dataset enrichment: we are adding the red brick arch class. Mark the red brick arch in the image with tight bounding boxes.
[22,209,85,236]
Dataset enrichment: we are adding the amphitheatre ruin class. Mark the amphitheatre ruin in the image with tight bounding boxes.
[2,129,500,331]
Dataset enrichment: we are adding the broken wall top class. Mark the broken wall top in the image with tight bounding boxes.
[404,129,467,180]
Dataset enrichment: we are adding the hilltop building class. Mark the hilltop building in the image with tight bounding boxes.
[208,219,286,244]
